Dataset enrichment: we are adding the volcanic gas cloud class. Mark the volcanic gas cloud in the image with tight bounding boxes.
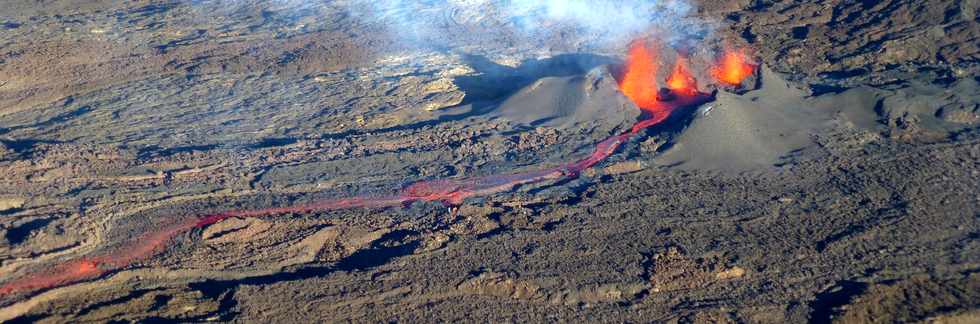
[0,38,755,300]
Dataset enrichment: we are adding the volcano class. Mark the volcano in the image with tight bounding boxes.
[0,38,720,300]
[0,1,977,322]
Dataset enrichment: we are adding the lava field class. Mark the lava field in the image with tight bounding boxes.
[0,0,977,322]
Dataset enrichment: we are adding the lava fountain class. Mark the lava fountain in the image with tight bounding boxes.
[0,39,753,301]
[619,40,661,109]
[666,57,697,96]
[711,46,756,86]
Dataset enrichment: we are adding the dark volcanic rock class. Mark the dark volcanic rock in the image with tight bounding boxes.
[0,0,978,323]
[702,0,980,87]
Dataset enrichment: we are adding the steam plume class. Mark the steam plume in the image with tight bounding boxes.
[350,0,712,51]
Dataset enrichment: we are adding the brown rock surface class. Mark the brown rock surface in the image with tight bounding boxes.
[0,0,977,322]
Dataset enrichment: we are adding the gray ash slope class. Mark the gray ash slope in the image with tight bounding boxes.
[654,66,833,172]
[487,66,639,136]
[655,68,978,172]
[439,64,643,164]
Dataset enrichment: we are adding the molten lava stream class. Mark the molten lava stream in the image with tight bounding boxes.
[0,41,716,300]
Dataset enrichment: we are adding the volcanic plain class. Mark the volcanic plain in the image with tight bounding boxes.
[0,0,978,322]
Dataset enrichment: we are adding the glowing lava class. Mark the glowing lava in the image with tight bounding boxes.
[711,47,756,86]
[618,40,660,109]
[666,57,697,96]
[71,260,100,276]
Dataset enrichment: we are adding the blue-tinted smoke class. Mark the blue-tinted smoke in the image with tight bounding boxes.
[350,0,711,51]
[506,0,699,41]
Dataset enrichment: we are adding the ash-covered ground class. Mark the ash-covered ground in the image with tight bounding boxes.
[0,0,978,322]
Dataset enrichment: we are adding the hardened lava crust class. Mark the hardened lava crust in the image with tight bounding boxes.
[0,0,977,322]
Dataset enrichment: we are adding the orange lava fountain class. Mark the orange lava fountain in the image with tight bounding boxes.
[618,40,660,109]
[666,57,697,95]
[711,47,756,86]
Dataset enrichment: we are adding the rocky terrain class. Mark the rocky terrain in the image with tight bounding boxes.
[0,0,977,322]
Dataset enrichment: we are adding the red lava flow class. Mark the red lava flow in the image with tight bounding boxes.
[0,40,752,300]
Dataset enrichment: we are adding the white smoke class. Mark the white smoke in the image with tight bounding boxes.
[350,0,711,51]
[505,0,700,42]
